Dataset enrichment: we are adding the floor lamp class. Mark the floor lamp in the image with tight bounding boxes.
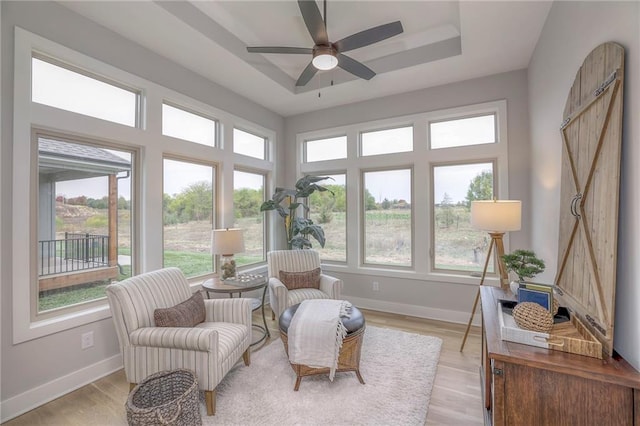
[460,200,521,352]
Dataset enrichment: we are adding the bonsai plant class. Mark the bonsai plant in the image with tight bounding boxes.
[502,249,546,293]
[260,176,333,249]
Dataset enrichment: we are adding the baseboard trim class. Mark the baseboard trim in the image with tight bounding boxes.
[346,296,481,326]
[0,354,123,423]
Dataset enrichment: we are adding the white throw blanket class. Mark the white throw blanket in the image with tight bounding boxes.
[288,299,352,380]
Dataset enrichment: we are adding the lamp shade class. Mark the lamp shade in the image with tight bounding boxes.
[211,228,245,255]
[471,200,521,232]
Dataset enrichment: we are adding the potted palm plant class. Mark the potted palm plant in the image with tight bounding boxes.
[260,176,333,249]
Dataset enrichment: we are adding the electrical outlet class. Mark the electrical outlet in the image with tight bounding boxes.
[81,331,94,350]
[372,281,380,291]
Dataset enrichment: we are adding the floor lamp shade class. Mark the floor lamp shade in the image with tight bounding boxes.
[471,200,522,232]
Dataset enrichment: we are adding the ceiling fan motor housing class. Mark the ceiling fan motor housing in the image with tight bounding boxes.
[312,45,338,70]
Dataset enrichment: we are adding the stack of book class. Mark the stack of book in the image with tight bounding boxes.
[517,282,553,311]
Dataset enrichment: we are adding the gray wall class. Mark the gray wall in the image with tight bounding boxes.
[283,69,532,320]
[528,1,640,369]
[1,1,284,402]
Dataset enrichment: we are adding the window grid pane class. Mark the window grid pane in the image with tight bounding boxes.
[308,174,346,261]
[361,126,413,156]
[233,170,266,265]
[305,136,347,162]
[432,163,494,273]
[162,103,217,147]
[163,158,215,278]
[37,136,134,312]
[32,57,137,127]
[234,129,266,160]
[430,114,496,149]
[363,169,412,266]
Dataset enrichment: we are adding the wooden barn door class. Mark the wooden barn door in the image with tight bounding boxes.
[555,43,624,357]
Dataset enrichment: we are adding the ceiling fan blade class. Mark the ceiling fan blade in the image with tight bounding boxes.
[247,47,313,55]
[298,0,329,46]
[296,61,319,86]
[334,21,404,53]
[337,53,375,80]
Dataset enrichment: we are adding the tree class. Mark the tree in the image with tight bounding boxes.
[364,188,377,211]
[381,198,392,210]
[233,188,263,218]
[465,170,493,206]
[438,192,454,228]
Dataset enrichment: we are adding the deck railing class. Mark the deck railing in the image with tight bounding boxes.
[39,233,110,276]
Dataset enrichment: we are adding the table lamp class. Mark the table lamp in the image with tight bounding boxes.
[460,199,521,351]
[211,228,245,280]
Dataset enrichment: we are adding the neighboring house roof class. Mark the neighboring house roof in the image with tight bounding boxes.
[39,137,131,181]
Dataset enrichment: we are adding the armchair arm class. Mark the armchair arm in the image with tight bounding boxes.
[130,327,216,351]
[268,277,289,319]
[204,298,252,327]
[319,273,343,299]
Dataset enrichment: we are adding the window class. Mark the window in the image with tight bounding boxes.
[233,170,266,266]
[308,174,346,261]
[37,135,134,313]
[32,56,138,127]
[429,114,496,149]
[432,162,495,273]
[162,103,217,147]
[305,136,347,162]
[363,169,412,267]
[361,126,413,156]
[234,128,266,160]
[163,158,215,278]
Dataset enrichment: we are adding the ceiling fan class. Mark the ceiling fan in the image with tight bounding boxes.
[246,0,404,86]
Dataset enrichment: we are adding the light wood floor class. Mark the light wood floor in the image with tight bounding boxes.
[4,308,483,425]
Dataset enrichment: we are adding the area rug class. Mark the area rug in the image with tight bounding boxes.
[203,325,443,425]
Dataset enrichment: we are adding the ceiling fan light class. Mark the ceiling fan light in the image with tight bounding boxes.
[312,46,338,70]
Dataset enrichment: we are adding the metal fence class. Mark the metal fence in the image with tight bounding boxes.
[39,233,110,276]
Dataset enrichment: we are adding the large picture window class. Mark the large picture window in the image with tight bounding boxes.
[163,158,215,278]
[432,162,495,273]
[308,174,347,262]
[233,170,266,266]
[363,169,412,267]
[37,134,134,313]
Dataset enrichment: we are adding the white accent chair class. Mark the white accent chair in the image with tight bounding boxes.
[267,249,343,320]
[106,267,252,416]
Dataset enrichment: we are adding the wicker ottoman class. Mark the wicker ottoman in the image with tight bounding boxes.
[279,302,366,391]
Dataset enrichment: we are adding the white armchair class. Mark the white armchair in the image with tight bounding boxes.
[106,267,252,416]
[267,249,343,319]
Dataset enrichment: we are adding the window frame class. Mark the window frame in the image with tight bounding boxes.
[297,100,509,284]
[233,167,267,267]
[361,166,415,269]
[161,155,217,279]
[32,53,142,128]
[12,27,276,343]
[162,101,220,148]
[430,159,498,275]
[233,127,267,160]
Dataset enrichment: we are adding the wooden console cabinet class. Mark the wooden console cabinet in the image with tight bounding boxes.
[480,286,640,426]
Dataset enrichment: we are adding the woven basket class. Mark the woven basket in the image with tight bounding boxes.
[126,369,202,426]
[513,302,554,333]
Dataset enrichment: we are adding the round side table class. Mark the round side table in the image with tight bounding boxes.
[202,277,270,346]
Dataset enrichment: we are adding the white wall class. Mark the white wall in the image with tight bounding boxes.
[283,69,532,323]
[0,1,283,418]
[528,1,640,369]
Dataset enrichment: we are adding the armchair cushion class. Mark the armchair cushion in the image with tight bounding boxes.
[279,267,321,290]
[154,291,205,327]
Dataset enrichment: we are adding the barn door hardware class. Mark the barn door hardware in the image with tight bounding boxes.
[570,193,582,219]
